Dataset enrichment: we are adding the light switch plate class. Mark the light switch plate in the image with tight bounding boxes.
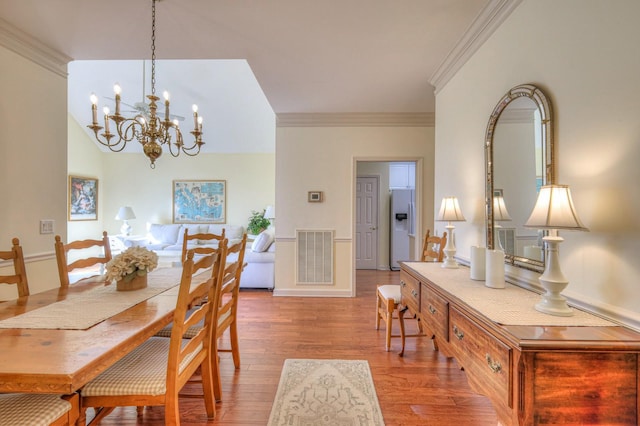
[40,219,54,234]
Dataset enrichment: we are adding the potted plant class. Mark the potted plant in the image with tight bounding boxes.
[106,246,159,291]
[247,209,271,236]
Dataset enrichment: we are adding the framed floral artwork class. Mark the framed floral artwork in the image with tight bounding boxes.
[69,175,98,221]
[173,180,226,224]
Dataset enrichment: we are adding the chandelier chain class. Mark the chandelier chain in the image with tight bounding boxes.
[151,0,156,96]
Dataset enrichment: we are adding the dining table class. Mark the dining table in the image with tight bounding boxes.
[0,266,198,395]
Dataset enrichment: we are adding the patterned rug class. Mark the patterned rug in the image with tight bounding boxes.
[267,359,385,425]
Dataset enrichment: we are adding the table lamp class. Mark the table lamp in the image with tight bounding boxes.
[493,192,512,251]
[115,206,136,236]
[437,196,465,268]
[524,184,588,316]
[264,205,276,229]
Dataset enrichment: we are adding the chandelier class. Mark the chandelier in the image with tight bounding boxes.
[87,0,204,168]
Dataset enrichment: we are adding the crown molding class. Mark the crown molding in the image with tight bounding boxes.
[429,0,523,94]
[276,112,434,127]
[0,18,71,78]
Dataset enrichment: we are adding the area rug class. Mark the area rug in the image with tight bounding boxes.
[267,359,385,426]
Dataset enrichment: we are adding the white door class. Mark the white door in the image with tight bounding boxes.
[356,176,378,269]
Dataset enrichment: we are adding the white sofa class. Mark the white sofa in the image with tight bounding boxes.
[126,223,274,289]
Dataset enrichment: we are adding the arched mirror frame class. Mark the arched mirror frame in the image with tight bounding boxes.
[485,84,554,272]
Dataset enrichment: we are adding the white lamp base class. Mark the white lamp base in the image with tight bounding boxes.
[535,235,573,316]
[441,223,459,268]
[120,221,132,236]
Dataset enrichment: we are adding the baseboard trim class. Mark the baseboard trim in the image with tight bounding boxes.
[272,288,353,297]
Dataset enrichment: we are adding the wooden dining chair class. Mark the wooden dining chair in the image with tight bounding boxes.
[54,232,112,287]
[397,230,447,356]
[181,228,226,264]
[421,230,447,262]
[0,237,30,298]
[79,245,227,425]
[376,230,447,352]
[0,392,79,426]
[211,233,247,401]
[153,235,246,405]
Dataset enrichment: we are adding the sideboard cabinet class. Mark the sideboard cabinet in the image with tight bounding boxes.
[400,262,640,426]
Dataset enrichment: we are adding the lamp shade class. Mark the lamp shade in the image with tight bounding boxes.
[264,205,276,220]
[115,206,136,221]
[437,197,465,222]
[493,194,512,221]
[524,185,588,231]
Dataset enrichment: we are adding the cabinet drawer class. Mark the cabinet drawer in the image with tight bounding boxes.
[450,307,512,408]
[420,284,448,341]
[400,271,420,314]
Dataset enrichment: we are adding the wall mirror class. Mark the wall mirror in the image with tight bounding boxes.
[485,84,554,272]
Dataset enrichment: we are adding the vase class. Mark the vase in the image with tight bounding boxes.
[470,246,486,281]
[116,273,148,291]
[485,249,505,289]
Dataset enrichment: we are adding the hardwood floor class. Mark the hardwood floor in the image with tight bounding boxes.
[93,269,498,425]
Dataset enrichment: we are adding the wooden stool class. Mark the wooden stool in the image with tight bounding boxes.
[375,284,402,351]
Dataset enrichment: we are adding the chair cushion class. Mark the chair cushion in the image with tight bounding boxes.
[81,337,201,397]
[377,284,401,303]
[0,393,71,426]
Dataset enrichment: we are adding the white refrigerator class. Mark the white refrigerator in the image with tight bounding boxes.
[390,189,415,270]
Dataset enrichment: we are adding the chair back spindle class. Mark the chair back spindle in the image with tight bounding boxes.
[54,231,112,287]
[0,238,30,298]
[421,230,447,262]
[181,228,226,265]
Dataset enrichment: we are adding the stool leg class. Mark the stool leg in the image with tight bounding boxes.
[385,302,393,351]
[398,306,407,357]
[375,292,381,330]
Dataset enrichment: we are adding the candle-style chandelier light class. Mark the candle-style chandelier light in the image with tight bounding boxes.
[87,0,204,168]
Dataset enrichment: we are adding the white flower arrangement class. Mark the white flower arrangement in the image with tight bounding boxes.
[105,246,159,283]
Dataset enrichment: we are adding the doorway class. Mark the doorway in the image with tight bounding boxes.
[355,160,420,271]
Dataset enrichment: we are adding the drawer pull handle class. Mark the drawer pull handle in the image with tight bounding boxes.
[400,280,406,287]
[428,305,436,315]
[485,354,502,373]
[453,325,464,340]
[411,289,418,298]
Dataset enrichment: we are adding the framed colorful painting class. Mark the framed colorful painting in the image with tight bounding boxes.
[173,180,226,224]
[69,175,98,221]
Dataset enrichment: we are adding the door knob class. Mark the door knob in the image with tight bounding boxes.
[370,226,377,230]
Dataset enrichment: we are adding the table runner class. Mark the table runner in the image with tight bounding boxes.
[404,262,615,327]
[0,267,187,330]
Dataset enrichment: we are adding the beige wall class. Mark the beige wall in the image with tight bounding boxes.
[0,45,68,298]
[67,114,106,242]
[274,125,434,296]
[67,115,275,237]
[434,0,640,326]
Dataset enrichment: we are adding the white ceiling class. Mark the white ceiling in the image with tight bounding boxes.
[68,59,276,153]
[0,0,493,152]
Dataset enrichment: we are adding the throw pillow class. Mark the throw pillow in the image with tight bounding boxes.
[251,230,274,252]
[148,223,182,244]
